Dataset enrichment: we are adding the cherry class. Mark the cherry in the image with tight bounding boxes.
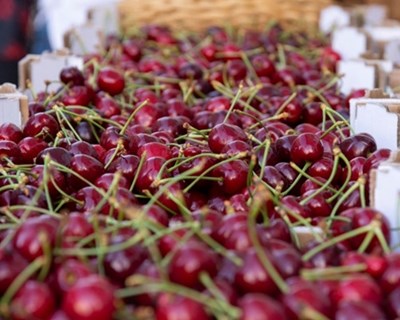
[10,280,55,320]
[156,294,210,320]
[18,137,48,163]
[12,216,59,261]
[227,59,247,81]
[70,154,104,188]
[69,141,99,158]
[95,173,129,190]
[107,154,140,182]
[234,247,279,295]
[275,162,298,187]
[339,134,377,160]
[97,67,125,95]
[251,54,276,77]
[211,160,249,195]
[290,133,323,165]
[168,241,218,288]
[342,156,366,182]
[302,191,332,217]
[137,142,172,161]
[178,62,203,80]
[221,140,251,156]
[261,165,287,191]
[61,213,94,248]
[208,123,247,153]
[75,121,97,143]
[0,122,23,142]
[0,248,28,293]
[100,126,135,153]
[60,66,85,86]
[0,140,21,163]
[36,147,73,167]
[280,195,311,222]
[61,86,92,106]
[29,164,66,197]
[122,39,142,61]
[308,157,341,183]
[23,112,59,140]
[62,275,115,320]
[135,156,168,191]
[332,274,382,306]
[335,301,385,320]
[303,102,323,125]
[275,135,296,162]
[282,280,332,319]
[281,100,303,125]
[363,148,391,174]
[94,96,121,118]
[55,259,93,295]
[239,293,287,320]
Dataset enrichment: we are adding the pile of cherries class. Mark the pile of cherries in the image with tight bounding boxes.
[0,24,397,319]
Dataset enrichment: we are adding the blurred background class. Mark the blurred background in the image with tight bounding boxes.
[0,0,117,84]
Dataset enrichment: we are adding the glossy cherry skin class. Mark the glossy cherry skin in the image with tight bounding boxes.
[275,135,296,162]
[0,122,23,142]
[60,66,85,86]
[23,112,60,140]
[333,274,382,306]
[290,133,324,165]
[251,54,276,77]
[60,213,94,248]
[29,164,66,197]
[168,241,218,289]
[95,173,129,190]
[62,275,115,320]
[137,141,172,160]
[12,216,59,261]
[339,134,377,160]
[107,154,140,182]
[69,141,99,158]
[156,294,211,320]
[363,148,391,174]
[262,165,287,191]
[239,293,287,320]
[0,140,21,163]
[211,160,249,195]
[10,280,55,320]
[94,96,121,118]
[335,301,385,320]
[97,67,125,96]
[18,137,48,163]
[61,86,92,106]
[208,123,247,153]
[331,207,391,253]
[70,154,104,188]
[55,259,93,295]
[36,147,73,167]
[0,248,28,293]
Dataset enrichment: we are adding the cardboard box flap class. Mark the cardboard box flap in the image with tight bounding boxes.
[319,5,351,34]
[88,4,119,35]
[332,27,367,60]
[18,51,83,95]
[64,23,104,56]
[338,60,376,95]
[389,69,400,91]
[0,83,28,127]
[385,39,400,65]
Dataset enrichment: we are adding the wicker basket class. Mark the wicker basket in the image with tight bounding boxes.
[118,0,333,33]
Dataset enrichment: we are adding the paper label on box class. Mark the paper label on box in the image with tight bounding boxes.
[65,25,102,55]
[29,53,84,94]
[89,4,119,35]
[319,5,351,34]
[338,60,375,95]
[332,27,367,60]
[385,40,400,65]
[351,102,399,150]
[374,163,400,249]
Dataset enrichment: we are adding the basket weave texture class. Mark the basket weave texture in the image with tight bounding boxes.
[118,0,333,32]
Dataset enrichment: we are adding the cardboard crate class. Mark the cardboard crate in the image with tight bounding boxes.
[19,50,83,97]
[349,89,400,150]
[0,83,29,127]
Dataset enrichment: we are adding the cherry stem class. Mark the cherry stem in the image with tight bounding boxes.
[129,154,147,192]
[223,83,243,123]
[301,263,367,281]
[300,150,340,205]
[302,223,373,261]
[0,256,45,316]
[327,153,352,203]
[248,184,289,294]
[281,162,312,196]
[119,99,148,135]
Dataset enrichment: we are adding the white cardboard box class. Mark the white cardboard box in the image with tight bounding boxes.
[350,89,400,150]
[64,23,104,56]
[88,4,119,36]
[332,27,367,60]
[18,50,84,96]
[371,152,400,249]
[0,83,29,127]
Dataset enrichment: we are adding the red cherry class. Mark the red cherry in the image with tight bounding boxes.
[23,112,60,140]
[290,133,323,165]
[55,259,93,295]
[0,248,28,293]
[10,280,55,320]
[168,241,218,288]
[335,301,385,320]
[60,66,85,86]
[62,275,115,320]
[70,154,104,188]
[208,123,247,153]
[0,122,23,142]
[97,67,125,96]
[61,86,92,106]
[239,293,287,320]
[18,137,48,163]
[211,160,249,195]
[156,294,210,320]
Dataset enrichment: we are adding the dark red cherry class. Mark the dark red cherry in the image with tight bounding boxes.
[107,154,140,182]
[208,123,247,153]
[10,280,55,320]
[303,102,323,125]
[135,157,168,191]
[137,142,172,160]
[97,67,125,96]
[18,137,48,163]
[262,165,287,191]
[62,275,115,320]
[156,294,210,320]
[275,135,296,162]
[0,249,28,293]
[23,112,59,140]
[61,86,92,106]
[70,154,104,188]
[29,164,66,197]
[95,173,129,190]
[36,147,72,167]
[61,213,94,248]
[239,293,287,320]
[363,148,391,174]
[290,133,324,165]
[94,96,121,118]
[60,66,85,86]
[211,160,249,195]
[335,301,385,320]
[168,241,218,288]
[339,134,377,160]
[55,259,93,295]
[251,54,276,77]
[69,141,99,158]
[0,122,23,142]
[0,140,21,163]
